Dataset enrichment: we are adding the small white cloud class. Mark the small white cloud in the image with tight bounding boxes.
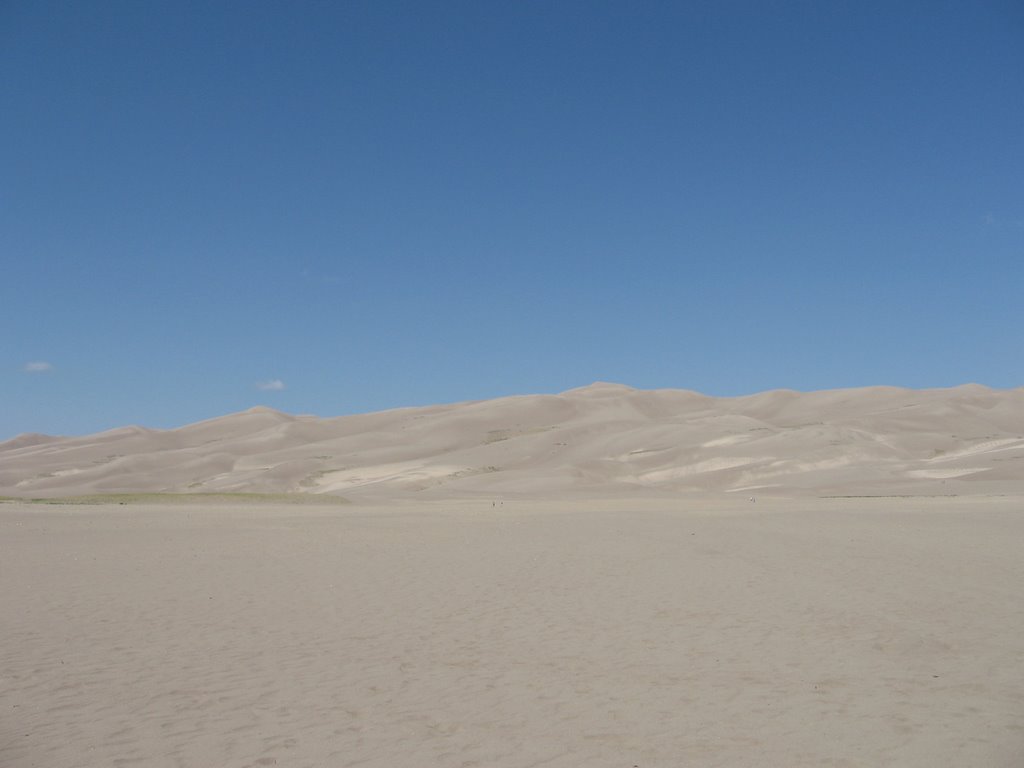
[256,379,286,391]
[983,212,996,226]
[23,361,54,373]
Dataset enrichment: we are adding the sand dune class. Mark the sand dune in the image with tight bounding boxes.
[5,384,1024,766]
[3,383,1023,500]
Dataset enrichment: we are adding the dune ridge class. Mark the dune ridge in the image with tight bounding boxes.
[3,383,1023,500]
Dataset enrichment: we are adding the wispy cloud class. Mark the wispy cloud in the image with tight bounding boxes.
[23,361,54,373]
[982,212,1024,229]
[256,379,286,391]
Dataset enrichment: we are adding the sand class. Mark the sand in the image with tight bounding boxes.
[3,495,1023,767]
[3,383,1024,501]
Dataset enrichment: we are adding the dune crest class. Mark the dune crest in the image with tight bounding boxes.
[2,383,1022,499]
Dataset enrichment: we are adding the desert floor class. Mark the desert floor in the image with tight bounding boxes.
[2,496,1023,767]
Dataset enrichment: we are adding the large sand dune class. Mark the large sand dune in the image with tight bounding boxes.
[3,383,1023,499]
[5,385,1024,766]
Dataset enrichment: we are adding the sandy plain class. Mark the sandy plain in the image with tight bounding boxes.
[3,495,1023,768]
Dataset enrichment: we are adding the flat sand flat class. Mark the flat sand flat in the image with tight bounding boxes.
[3,496,1022,767]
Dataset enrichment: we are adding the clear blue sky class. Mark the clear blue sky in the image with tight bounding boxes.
[3,1,1022,438]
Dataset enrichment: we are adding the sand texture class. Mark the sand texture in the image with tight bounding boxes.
[4,384,1023,765]
[3,383,1023,500]
[3,496,1023,767]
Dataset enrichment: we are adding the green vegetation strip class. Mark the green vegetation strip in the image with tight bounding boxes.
[0,492,350,505]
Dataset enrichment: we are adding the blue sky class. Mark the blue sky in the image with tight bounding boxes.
[3,1,1022,438]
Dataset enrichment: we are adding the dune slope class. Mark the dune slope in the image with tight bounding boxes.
[3,383,1023,499]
